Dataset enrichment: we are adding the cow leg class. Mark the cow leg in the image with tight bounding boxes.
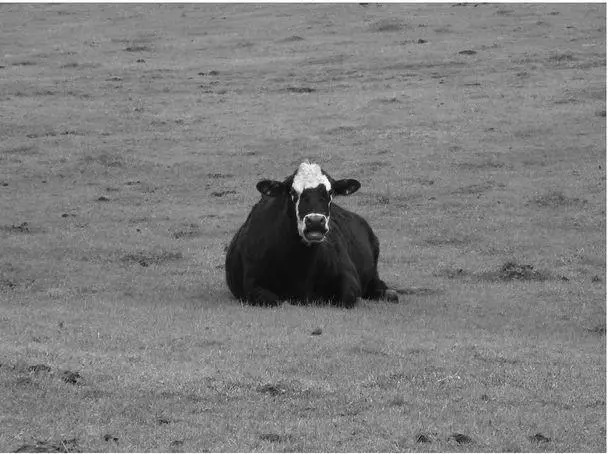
[384,288,399,302]
[364,276,399,303]
[336,270,361,308]
[243,278,281,307]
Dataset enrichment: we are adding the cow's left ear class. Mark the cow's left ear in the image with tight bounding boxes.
[332,179,361,196]
[256,179,286,197]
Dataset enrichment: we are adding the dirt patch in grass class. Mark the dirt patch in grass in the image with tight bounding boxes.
[386,395,407,407]
[103,433,119,443]
[394,287,442,296]
[60,62,101,69]
[156,416,172,425]
[257,382,293,397]
[586,324,605,336]
[11,60,38,67]
[82,152,125,168]
[258,433,294,443]
[120,250,183,267]
[529,190,587,208]
[348,345,389,357]
[423,234,474,247]
[279,35,305,43]
[415,432,436,443]
[369,18,411,32]
[124,45,153,52]
[171,223,202,239]
[372,96,401,104]
[323,125,360,136]
[366,372,414,390]
[0,277,18,291]
[211,190,237,197]
[13,438,80,453]
[480,261,552,282]
[0,222,39,234]
[255,380,326,400]
[436,262,556,282]
[28,364,52,374]
[473,352,520,365]
[336,396,372,417]
[433,266,468,279]
[283,86,316,94]
[206,172,234,179]
[60,370,84,386]
[453,181,499,195]
[529,433,552,444]
[0,262,34,291]
[2,144,39,156]
[169,439,184,452]
[448,433,474,445]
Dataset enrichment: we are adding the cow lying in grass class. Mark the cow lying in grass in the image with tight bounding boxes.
[225,161,398,307]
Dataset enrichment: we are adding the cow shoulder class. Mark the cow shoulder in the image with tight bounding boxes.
[330,204,372,236]
[328,203,378,262]
[238,197,291,261]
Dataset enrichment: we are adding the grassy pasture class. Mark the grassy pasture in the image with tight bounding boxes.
[0,3,606,452]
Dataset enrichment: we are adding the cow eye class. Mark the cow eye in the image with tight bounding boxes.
[289,189,299,201]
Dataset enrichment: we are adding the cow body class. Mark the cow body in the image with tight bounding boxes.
[225,162,397,307]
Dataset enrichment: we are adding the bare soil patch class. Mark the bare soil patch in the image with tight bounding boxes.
[120,250,183,267]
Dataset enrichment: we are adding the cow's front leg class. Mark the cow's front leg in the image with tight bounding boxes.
[243,277,281,307]
[364,276,399,302]
[336,270,361,308]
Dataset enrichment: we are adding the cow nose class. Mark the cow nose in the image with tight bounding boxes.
[305,214,327,231]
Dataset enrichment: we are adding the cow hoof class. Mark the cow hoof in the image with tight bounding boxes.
[384,289,399,303]
[338,295,358,308]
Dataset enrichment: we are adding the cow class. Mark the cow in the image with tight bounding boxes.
[225,161,399,308]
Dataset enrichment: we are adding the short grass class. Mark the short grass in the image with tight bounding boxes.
[0,3,605,452]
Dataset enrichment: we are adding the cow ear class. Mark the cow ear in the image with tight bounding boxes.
[332,179,361,196]
[256,179,286,197]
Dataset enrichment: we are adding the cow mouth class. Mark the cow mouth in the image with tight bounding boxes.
[303,229,327,242]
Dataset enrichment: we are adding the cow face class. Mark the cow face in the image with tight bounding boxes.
[256,162,361,244]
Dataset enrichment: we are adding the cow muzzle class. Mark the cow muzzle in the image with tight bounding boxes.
[301,213,329,243]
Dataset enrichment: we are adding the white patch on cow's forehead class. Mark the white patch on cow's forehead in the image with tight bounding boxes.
[292,162,331,193]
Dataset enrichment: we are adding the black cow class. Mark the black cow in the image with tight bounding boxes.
[225,161,398,307]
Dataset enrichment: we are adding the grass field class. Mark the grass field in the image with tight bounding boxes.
[0,3,606,452]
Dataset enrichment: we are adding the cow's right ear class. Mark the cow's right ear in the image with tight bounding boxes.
[332,178,361,196]
[256,179,286,197]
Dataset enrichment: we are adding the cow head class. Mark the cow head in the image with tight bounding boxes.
[256,161,361,245]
